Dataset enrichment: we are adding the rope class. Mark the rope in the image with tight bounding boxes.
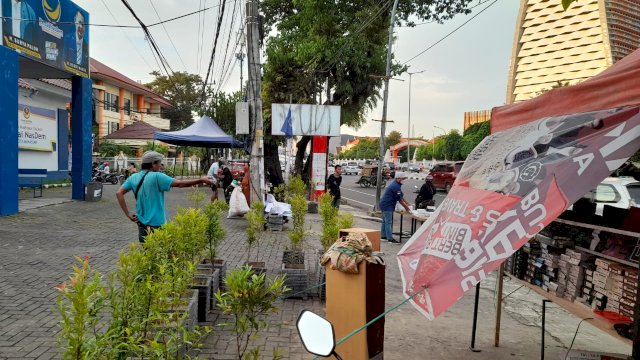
[310,289,425,359]
[277,281,326,301]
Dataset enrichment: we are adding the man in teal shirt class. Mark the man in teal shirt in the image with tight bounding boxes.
[116,151,214,243]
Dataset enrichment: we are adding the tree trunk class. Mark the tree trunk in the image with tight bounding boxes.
[294,136,311,176]
[264,140,284,187]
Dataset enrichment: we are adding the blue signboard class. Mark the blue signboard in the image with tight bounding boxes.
[1,0,89,77]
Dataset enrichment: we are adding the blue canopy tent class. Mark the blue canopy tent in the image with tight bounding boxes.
[153,116,244,148]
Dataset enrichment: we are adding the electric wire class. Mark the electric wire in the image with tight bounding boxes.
[99,0,154,70]
[195,0,204,75]
[401,0,499,65]
[148,0,188,70]
[119,0,175,78]
[200,0,229,106]
[213,0,240,94]
[564,317,595,360]
[313,0,392,74]
[399,0,495,27]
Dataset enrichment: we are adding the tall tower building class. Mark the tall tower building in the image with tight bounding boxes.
[506,0,640,104]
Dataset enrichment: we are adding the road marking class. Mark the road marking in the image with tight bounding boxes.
[342,188,377,197]
[342,196,374,208]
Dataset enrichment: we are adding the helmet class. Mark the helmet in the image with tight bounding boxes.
[426,175,433,181]
[104,162,109,166]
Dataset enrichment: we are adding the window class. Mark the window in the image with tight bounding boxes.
[124,98,131,115]
[107,122,120,135]
[104,92,120,112]
[594,184,620,203]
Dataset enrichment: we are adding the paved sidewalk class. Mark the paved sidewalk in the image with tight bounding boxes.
[0,186,632,359]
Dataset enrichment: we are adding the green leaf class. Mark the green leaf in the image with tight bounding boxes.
[561,0,576,10]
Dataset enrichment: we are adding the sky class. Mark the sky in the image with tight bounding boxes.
[75,0,521,139]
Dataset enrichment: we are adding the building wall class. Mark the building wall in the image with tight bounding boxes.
[17,81,70,180]
[463,110,491,130]
[506,0,639,104]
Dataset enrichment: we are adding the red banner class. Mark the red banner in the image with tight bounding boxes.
[398,106,640,319]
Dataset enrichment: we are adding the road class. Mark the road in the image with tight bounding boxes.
[340,173,446,211]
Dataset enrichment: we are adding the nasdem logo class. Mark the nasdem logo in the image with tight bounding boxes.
[42,0,61,23]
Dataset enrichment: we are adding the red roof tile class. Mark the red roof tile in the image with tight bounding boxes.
[103,120,160,140]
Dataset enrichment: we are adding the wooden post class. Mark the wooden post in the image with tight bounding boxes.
[494,264,505,347]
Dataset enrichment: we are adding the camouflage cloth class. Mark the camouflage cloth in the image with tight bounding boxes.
[320,232,383,274]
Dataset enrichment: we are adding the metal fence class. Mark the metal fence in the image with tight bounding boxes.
[94,156,203,178]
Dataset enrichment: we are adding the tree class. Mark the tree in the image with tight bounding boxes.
[386,131,402,148]
[338,138,379,159]
[460,121,490,158]
[145,71,204,131]
[443,130,463,161]
[261,0,476,182]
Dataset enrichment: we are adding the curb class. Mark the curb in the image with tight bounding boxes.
[43,183,72,189]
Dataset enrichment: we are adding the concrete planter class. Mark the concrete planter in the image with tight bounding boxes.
[199,258,227,292]
[244,261,266,276]
[280,262,309,300]
[192,275,212,322]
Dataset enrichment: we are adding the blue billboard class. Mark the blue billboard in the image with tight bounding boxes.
[1,0,89,77]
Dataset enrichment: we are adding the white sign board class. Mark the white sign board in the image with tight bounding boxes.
[18,104,57,152]
[271,103,340,136]
[312,153,327,191]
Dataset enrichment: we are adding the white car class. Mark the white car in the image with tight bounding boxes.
[343,165,360,175]
[579,176,640,216]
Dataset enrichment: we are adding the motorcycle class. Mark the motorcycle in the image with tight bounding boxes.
[92,170,124,185]
[296,310,343,360]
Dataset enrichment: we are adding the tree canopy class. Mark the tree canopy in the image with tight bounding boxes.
[261,0,477,179]
[145,71,204,131]
[385,130,402,148]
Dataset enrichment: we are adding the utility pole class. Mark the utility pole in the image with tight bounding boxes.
[246,0,265,203]
[407,70,424,164]
[374,0,401,212]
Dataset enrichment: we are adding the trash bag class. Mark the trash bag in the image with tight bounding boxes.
[228,187,250,217]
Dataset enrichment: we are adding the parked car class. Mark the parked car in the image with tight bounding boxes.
[578,176,640,216]
[401,163,420,173]
[428,161,465,192]
[343,162,360,175]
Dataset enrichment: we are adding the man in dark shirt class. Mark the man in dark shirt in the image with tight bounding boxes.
[379,172,411,244]
[415,175,437,209]
[327,165,342,208]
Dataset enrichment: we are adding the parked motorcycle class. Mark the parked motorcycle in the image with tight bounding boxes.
[92,170,124,185]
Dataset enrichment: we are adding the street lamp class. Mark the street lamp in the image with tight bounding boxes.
[433,125,447,161]
[407,70,425,164]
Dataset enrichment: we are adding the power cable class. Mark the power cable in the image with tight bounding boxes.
[213,0,240,93]
[401,0,499,65]
[399,0,494,27]
[196,0,204,74]
[215,0,243,93]
[119,0,175,78]
[315,0,392,74]
[148,0,188,70]
[200,0,229,105]
[99,0,154,70]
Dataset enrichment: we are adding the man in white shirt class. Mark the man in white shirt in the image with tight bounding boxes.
[207,158,221,202]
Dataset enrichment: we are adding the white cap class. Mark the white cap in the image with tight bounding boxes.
[395,171,408,179]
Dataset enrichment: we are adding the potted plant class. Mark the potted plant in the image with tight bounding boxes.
[215,266,289,359]
[317,192,354,299]
[199,201,228,299]
[280,193,309,299]
[245,201,267,273]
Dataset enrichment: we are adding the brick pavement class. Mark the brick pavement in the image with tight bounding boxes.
[0,185,326,359]
[1,186,633,359]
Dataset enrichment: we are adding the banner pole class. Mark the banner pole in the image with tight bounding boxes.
[494,264,504,347]
[470,282,481,352]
